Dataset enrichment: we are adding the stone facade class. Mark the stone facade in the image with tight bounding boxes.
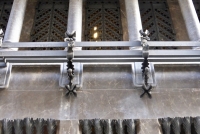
[1,0,200,133]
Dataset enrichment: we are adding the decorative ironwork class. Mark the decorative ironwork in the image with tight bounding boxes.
[140,30,152,98]
[171,117,181,134]
[13,119,24,134]
[139,0,176,44]
[79,119,137,134]
[30,0,69,50]
[34,118,45,134]
[24,118,34,134]
[3,119,13,134]
[2,118,58,134]
[84,0,123,50]
[193,0,200,21]
[47,119,57,134]
[0,0,13,32]
[94,119,103,134]
[159,117,200,134]
[123,119,137,134]
[159,118,171,134]
[182,117,191,134]
[65,31,80,97]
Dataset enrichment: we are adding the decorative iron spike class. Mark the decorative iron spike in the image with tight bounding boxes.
[80,119,92,134]
[3,119,13,134]
[13,119,24,134]
[93,119,103,134]
[171,117,181,134]
[103,119,113,134]
[182,117,191,134]
[193,116,200,134]
[123,119,136,134]
[113,119,124,134]
[34,118,45,134]
[24,118,34,134]
[47,119,57,134]
[159,118,171,134]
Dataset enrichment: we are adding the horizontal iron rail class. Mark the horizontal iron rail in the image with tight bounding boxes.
[0,50,197,64]
[0,50,200,58]
[1,41,200,48]
[3,57,200,63]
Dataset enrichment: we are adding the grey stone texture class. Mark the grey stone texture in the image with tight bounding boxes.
[167,0,190,41]
[20,0,38,42]
[6,0,200,133]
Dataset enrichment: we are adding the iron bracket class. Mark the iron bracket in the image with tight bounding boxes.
[63,31,81,97]
[135,30,156,98]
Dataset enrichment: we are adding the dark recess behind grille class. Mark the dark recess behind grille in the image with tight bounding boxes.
[0,0,13,33]
[139,0,176,42]
[30,0,69,44]
[84,0,123,50]
[193,0,200,21]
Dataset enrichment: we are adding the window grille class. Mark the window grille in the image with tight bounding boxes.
[30,0,69,46]
[0,0,13,32]
[193,0,200,21]
[84,0,123,50]
[139,0,176,42]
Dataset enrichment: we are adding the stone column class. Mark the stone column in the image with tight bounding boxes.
[125,0,143,42]
[67,0,82,50]
[4,0,27,46]
[178,0,200,41]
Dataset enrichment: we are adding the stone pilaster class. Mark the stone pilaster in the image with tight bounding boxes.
[124,0,142,42]
[4,0,28,45]
[178,0,200,41]
[67,0,83,44]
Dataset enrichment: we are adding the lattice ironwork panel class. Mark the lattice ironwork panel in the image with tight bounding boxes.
[0,0,13,33]
[139,0,176,42]
[31,0,69,44]
[193,0,200,21]
[85,0,123,50]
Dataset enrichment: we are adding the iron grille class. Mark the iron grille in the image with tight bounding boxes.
[0,0,13,33]
[84,0,123,50]
[139,0,176,42]
[31,0,69,44]
[193,0,200,21]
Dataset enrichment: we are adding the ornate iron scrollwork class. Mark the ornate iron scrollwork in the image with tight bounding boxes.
[140,30,153,98]
[65,31,80,97]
